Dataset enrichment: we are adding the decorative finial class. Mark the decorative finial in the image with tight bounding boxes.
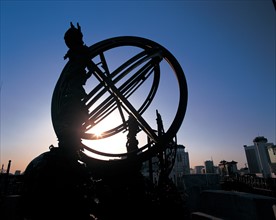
[64,22,84,50]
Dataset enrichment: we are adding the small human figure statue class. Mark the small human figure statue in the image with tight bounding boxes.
[58,22,92,159]
[126,115,140,155]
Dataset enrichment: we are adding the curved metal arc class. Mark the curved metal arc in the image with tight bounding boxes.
[82,63,159,140]
[81,143,129,158]
[82,48,162,139]
[84,48,161,108]
[161,55,188,144]
[87,36,164,56]
[81,141,154,159]
[82,49,160,130]
[83,50,149,104]
[95,36,188,154]
[138,64,160,114]
[87,60,159,142]
[84,59,158,129]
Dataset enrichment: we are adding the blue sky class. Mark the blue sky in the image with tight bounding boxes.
[1,0,275,174]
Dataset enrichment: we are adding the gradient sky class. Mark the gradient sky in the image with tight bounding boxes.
[1,0,275,174]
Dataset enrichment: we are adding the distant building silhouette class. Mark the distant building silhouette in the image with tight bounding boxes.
[194,165,205,174]
[218,160,238,176]
[169,145,190,187]
[267,144,276,175]
[244,136,274,178]
[204,160,215,174]
[244,145,260,173]
[14,170,21,175]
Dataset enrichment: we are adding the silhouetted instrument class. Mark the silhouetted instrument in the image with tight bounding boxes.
[23,33,188,220]
[51,36,188,168]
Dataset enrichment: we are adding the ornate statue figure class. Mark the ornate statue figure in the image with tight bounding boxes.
[57,22,92,158]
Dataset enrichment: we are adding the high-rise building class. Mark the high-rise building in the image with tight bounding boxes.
[194,166,205,174]
[204,160,214,173]
[244,136,274,178]
[267,144,276,175]
[218,160,238,176]
[169,145,190,187]
[171,145,190,174]
[244,145,259,173]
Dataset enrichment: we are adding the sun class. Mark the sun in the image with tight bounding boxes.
[81,109,151,161]
[92,127,103,139]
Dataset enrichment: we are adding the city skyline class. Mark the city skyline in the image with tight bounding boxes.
[2,135,275,175]
[1,1,275,174]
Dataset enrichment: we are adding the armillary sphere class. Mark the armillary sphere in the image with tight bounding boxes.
[51,36,188,168]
